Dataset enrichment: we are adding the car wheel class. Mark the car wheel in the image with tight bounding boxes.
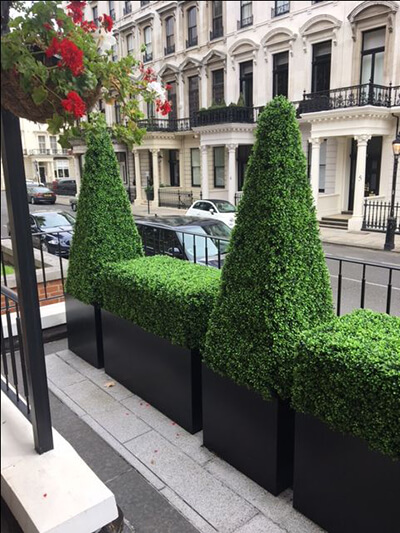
[30,197,35,205]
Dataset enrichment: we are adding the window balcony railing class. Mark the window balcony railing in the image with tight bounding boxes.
[123,4,132,16]
[192,105,262,127]
[137,117,192,132]
[164,44,175,55]
[210,26,223,40]
[186,36,198,48]
[298,83,400,114]
[271,2,290,18]
[28,149,69,156]
[237,15,253,29]
[143,51,153,63]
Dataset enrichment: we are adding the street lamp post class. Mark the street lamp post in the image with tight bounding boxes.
[384,135,400,251]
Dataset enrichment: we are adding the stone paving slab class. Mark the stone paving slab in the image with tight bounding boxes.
[122,395,213,466]
[45,350,326,533]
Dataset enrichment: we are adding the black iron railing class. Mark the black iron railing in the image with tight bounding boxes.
[138,117,192,132]
[237,15,253,29]
[143,52,153,63]
[299,83,400,114]
[136,226,399,316]
[1,285,53,450]
[210,26,223,40]
[164,44,175,55]
[29,149,69,155]
[362,200,400,234]
[158,188,198,209]
[234,192,243,206]
[186,36,198,48]
[1,231,67,309]
[193,106,260,127]
[272,1,290,17]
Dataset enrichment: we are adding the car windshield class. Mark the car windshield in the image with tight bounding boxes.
[176,222,231,261]
[35,212,75,229]
[212,200,236,213]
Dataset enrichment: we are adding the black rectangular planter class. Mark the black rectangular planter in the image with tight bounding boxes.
[102,310,202,434]
[65,293,104,369]
[202,365,294,495]
[293,413,400,533]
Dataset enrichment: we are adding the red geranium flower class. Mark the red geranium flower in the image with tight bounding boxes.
[165,84,172,91]
[45,37,60,58]
[155,99,172,116]
[61,91,86,118]
[59,38,84,76]
[81,20,97,33]
[66,1,86,24]
[43,23,53,31]
[102,14,113,32]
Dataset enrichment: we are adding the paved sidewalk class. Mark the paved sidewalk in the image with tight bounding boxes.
[46,349,324,533]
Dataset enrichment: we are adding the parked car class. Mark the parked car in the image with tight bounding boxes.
[186,199,237,228]
[135,216,231,268]
[29,211,75,256]
[70,196,78,212]
[52,179,77,196]
[27,186,56,205]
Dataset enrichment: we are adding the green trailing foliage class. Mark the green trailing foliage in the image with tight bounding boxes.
[101,256,221,350]
[66,121,143,305]
[292,309,400,459]
[203,96,334,401]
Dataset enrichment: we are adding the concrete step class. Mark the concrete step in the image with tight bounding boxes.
[320,217,349,224]
[319,222,348,230]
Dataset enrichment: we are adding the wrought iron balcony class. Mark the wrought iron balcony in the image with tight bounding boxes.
[298,83,400,114]
[186,36,198,48]
[28,149,69,156]
[164,44,175,55]
[210,26,223,41]
[123,4,132,16]
[138,118,192,132]
[192,106,264,127]
[143,52,153,63]
[237,15,253,29]
[271,2,290,17]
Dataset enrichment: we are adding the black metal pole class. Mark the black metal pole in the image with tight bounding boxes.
[1,109,53,453]
[384,153,399,251]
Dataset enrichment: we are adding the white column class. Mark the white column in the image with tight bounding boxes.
[227,144,238,205]
[309,137,322,213]
[177,72,185,119]
[150,148,160,207]
[200,145,209,199]
[348,134,371,231]
[201,67,208,108]
[133,149,142,204]
[335,137,347,210]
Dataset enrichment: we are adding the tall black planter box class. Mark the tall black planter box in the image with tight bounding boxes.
[102,310,202,434]
[202,365,295,495]
[65,293,104,369]
[293,413,400,533]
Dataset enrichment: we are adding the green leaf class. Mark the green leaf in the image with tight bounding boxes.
[46,114,64,134]
[32,86,48,105]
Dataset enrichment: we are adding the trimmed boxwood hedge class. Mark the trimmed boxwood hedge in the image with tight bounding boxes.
[66,121,143,305]
[101,255,221,350]
[203,96,334,401]
[292,309,400,459]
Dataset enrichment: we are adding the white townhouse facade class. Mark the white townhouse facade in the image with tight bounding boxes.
[82,0,400,231]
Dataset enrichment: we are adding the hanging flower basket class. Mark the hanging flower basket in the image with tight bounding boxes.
[1,1,172,148]
[1,68,101,123]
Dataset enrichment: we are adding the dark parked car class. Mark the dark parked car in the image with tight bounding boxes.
[135,216,231,268]
[29,211,75,256]
[52,179,77,196]
[27,186,56,205]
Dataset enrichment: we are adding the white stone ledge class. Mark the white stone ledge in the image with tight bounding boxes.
[2,302,66,338]
[1,391,118,533]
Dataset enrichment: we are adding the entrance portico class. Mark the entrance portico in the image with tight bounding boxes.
[305,106,394,231]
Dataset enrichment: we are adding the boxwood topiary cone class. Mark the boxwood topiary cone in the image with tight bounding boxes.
[66,121,143,306]
[203,96,334,401]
